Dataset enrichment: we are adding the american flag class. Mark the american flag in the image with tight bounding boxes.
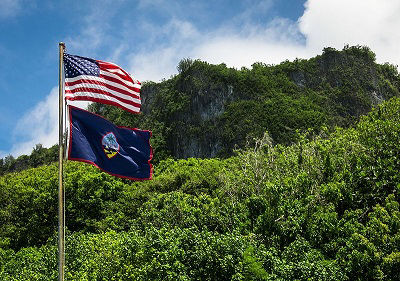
[64,53,141,114]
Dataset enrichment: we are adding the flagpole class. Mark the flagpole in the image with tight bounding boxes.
[58,42,65,281]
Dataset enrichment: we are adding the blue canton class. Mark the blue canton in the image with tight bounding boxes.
[64,54,100,78]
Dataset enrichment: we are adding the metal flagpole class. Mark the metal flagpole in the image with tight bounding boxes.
[58,42,65,281]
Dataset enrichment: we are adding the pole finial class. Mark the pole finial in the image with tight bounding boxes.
[59,42,65,53]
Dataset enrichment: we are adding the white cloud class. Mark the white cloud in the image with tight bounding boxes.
[9,87,59,157]
[129,47,182,82]
[129,15,307,81]
[7,88,89,158]
[299,0,400,65]
[194,17,307,67]
[194,36,306,67]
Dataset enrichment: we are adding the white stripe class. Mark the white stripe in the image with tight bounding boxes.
[65,92,140,112]
[65,88,141,105]
[66,75,140,95]
[100,70,140,89]
[66,82,140,103]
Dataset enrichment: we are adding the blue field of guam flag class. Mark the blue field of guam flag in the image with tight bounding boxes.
[68,106,152,180]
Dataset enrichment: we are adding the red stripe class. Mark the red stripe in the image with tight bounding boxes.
[98,61,134,83]
[97,61,120,69]
[65,87,141,108]
[65,78,140,99]
[66,96,141,114]
[99,74,141,93]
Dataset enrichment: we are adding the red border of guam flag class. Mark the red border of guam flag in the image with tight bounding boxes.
[68,106,152,180]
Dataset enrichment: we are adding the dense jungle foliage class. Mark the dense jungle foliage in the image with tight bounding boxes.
[1,94,400,280]
[1,45,400,175]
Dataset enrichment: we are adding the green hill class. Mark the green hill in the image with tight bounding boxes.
[1,94,400,280]
[91,45,400,160]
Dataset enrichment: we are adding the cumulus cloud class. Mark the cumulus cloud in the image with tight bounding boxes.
[299,0,400,65]
[193,17,307,67]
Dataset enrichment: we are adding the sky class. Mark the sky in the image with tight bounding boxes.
[1,0,400,158]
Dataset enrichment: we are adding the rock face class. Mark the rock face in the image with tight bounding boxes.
[122,47,400,160]
[174,83,234,158]
[147,72,235,158]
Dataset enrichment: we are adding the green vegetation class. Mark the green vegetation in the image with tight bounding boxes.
[1,95,400,280]
[90,45,400,159]
[1,46,399,279]
[0,144,58,176]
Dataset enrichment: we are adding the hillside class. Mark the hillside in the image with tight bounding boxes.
[91,45,400,160]
[1,96,400,280]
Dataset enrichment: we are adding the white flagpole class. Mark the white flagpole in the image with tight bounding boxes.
[58,42,65,281]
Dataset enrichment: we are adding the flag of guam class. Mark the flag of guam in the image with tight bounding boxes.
[68,106,152,180]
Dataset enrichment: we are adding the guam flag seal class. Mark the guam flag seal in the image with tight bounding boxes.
[68,106,152,180]
[102,132,119,159]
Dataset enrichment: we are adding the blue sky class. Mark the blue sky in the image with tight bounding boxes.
[1,0,400,158]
